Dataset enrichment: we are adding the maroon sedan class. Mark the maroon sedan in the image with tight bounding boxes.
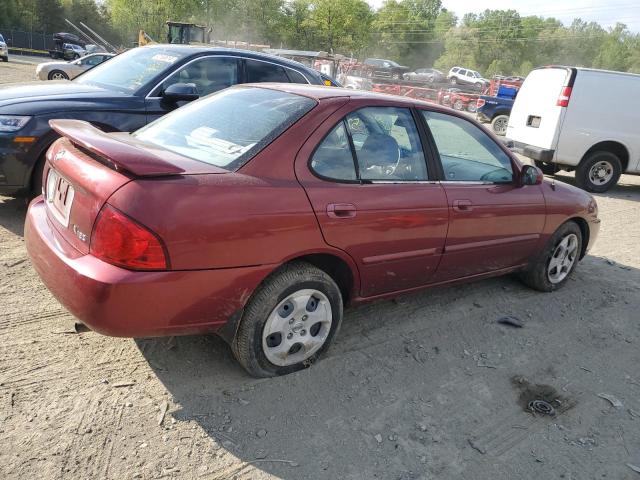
[25,84,600,377]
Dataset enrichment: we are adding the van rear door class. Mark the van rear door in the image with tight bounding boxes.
[507,67,575,153]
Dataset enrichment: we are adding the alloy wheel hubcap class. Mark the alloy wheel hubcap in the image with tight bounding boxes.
[547,233,578,284]
[494,118,508,134]
[52,73,66,80]
[588,160,613,185]
[262,289,332,366]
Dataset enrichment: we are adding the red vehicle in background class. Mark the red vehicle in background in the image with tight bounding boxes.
[437,88,481,112]
[26,84,600,377]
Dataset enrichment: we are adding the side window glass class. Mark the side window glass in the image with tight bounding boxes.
[158,57,238,97]
[421,110,513,183]
[286,69,309,84]
[246,60,289,82]
[346,107,427,181]
[310,122,357,181]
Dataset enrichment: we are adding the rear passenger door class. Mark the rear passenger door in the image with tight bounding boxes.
[243,59,310,84]
[296,103,449,298]
[419,109,546,280]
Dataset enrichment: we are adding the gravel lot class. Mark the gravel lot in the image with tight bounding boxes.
[1,63,640,480]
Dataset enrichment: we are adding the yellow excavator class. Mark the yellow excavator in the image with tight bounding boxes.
[138,21,210,47]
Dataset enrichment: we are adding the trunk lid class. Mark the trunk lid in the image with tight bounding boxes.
[44,120,227,254]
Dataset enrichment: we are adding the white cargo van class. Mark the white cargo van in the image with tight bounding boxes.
[507,66,640,192]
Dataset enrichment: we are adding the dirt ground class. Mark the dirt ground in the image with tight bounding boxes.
[1,61,640,480]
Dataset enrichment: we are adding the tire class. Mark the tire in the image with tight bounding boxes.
[29,157,47,199]
[449,77,457,85]
[575,151,622,193]
[534,160,558,175]
[467,102,477,113]
[491,114,509,135]
[1,56,7,62]
[48,70,69,80]
[474,82,483,91]
[519,221,582,292]
[453,99,464,110]
[232,261,343,377]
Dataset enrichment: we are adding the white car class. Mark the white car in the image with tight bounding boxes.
[0,33,8,62]
[507,66,640,192]
[36,53,115,80]
[447,66,488,90]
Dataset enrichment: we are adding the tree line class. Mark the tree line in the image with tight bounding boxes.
[2,0,639,75]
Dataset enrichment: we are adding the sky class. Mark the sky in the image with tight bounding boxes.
[366,0,640,33]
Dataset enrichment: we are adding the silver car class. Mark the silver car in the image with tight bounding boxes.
[36,53,115,80]
[0,33,8,62]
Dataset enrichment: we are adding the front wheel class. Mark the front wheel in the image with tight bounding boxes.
[48,70,69,80]
[575,151,621,193]
[453,99,464,110]
[519,221,582,292]
[232,262,343,377]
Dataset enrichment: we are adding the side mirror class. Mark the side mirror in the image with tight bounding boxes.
[162,83,199,103]
[520,164,544,186]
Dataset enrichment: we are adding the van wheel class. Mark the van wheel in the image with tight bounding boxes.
[519,221,582,292]
[534,161,558,175]
[491,115,509,136]
[232,262,343,377]
[576,151,621,193]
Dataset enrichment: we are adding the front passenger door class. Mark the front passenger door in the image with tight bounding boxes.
[145,56,240,123]
[419,110,546,281]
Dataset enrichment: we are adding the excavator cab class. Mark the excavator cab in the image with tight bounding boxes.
[166,22,209,45]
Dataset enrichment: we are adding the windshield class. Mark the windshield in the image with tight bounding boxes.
[134,87,316,170]
[75,47,187,94]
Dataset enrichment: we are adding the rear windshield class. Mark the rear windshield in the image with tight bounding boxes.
[75,47,187,93]
[134,87,316,170]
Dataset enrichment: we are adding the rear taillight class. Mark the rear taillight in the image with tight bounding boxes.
[476,98,485,108]
[91,205,168,270]
[556,86,572,107]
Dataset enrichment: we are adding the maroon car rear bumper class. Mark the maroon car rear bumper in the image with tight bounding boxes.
[25,199,273,338]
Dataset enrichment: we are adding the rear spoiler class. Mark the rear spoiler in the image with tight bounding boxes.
[49,119,186,176]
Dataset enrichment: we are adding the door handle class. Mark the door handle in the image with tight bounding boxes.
[453,199,473,212]
[327,203,357,218]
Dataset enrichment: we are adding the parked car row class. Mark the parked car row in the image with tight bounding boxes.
[1,45,604,377]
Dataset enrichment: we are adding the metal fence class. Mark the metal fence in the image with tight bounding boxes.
[0,27,55,53]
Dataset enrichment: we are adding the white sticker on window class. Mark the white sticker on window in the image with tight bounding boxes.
[152,54,179,64]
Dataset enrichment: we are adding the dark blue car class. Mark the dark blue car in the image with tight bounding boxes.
[0,45,333,196]
[476,85,518,136]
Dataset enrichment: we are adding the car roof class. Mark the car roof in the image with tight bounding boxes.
[142,44,320,76]
[240,83,454,112]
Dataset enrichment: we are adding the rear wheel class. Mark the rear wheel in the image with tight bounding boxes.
[519,221,582,292]
[490,114,509,136]
[467,102,477,113]
[449,77,457,85]
[232,262,343,377]
[48,70,69,80]
[575,151,621,193]
[453,99,464,110]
